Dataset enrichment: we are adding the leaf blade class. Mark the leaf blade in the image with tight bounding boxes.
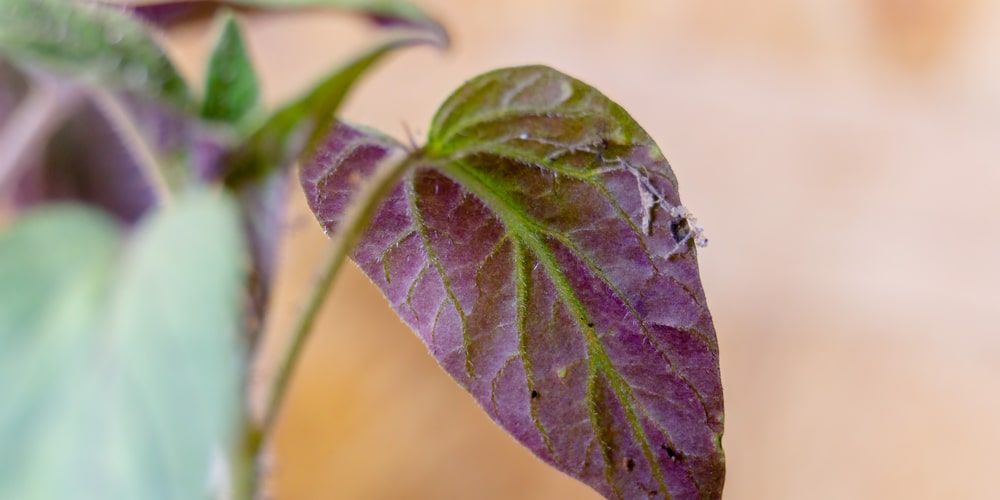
[0,191,246,500]
[202,12,260,124]
[0,0,193,110]
[302,66,724,499]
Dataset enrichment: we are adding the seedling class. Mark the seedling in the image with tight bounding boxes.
[0,1,724,498]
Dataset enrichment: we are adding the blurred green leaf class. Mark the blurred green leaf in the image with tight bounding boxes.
[0,190,246,500]
[202,12,259,125]
[0,0,193,110]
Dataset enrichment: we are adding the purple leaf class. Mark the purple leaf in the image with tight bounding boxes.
[7,90,231,224]
[301,66,724,499]
[112,0,448,44]
[0,59,27,122]
[12,98,156,224]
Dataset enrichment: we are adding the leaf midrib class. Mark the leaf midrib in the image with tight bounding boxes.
[434,159,672,499]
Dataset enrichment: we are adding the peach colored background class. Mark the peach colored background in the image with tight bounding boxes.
[162,1,1000,498]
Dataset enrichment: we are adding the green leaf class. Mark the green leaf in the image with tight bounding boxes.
[0,0,192,110]
[202,12,259,125]
[0,191,246,500]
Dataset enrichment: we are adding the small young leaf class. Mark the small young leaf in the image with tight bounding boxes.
[202,12,259,124]
[301,66,725,499]
[0,0,193,110]
[0,190,246,500]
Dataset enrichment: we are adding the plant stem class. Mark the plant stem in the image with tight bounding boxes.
[91,89,174,206]
[0,77,82,191]
[260,152,416,435]
[232,415,263,500]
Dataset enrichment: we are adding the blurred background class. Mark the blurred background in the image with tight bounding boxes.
[160,1,1000,498]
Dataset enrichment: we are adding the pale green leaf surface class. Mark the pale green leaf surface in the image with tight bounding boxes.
[0,191,245,500]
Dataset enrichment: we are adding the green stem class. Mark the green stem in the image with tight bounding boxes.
[260,152,417,435]
[233,415,263,500]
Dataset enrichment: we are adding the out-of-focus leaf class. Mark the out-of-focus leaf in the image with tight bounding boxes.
[12,99,157,224]
[0,72,83,212]
[301,66,724,499]
[0,0,193,110]
[202,12,259,125]
[116,0,448,43]
[0,58,28,122]
[0,190,245,500]
[8,92,233,223]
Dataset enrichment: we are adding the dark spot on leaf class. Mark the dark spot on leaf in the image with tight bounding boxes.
[648,490,659,497]
[625,458,635,472]
[661,444,682,462]
[530,390,539,399]
[670,218,691,244]
[587,322,595,328]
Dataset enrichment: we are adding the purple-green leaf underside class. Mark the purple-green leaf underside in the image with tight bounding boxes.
[301,65,724,499]
[113,0,448,45]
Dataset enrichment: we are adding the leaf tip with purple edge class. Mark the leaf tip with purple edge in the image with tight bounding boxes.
[302,65,724,499]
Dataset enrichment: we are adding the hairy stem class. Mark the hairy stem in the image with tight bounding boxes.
[261,151,415,435]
